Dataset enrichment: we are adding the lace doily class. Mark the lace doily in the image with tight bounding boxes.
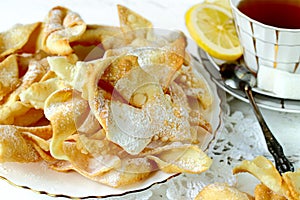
[111,96,300,200]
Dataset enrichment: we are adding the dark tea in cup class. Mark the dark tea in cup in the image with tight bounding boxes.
[237,0,300,29]
[230,0,300,99]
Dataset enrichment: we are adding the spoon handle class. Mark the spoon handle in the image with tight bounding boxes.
[243,83,294,174]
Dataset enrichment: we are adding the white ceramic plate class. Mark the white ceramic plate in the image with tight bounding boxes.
[0,54,223,199]
[198,48,300,114]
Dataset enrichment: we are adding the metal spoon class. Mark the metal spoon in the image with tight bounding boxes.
[220,62,294,174]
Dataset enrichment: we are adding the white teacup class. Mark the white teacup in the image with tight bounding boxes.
[230,0,300,99]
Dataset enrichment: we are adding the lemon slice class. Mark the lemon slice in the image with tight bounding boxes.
[185,3,242,61]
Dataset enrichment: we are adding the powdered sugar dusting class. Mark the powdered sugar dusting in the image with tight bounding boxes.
[0,126,40,162]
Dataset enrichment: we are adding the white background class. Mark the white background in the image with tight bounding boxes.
[0,0,300,199]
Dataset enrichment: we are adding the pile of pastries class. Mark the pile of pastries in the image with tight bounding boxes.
[0,5,214,187]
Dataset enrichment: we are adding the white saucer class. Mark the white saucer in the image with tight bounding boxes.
[198,48,300,114]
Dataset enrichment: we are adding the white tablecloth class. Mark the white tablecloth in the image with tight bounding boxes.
[0,0,299,199]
